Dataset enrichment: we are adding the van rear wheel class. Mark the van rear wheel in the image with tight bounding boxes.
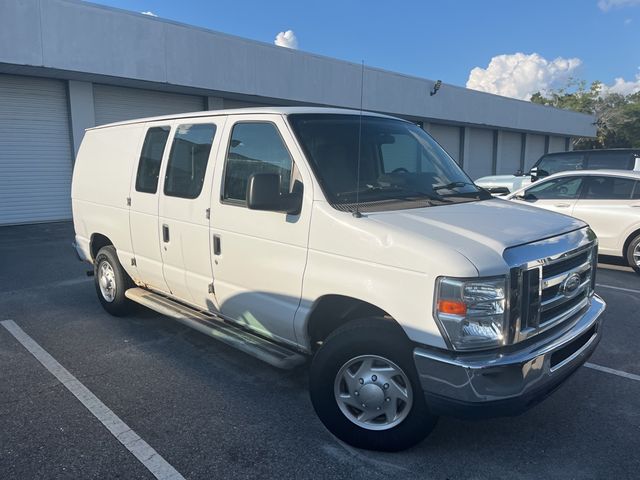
[309,318,437,451]
[94,245,134,316]
[626,234,640,274]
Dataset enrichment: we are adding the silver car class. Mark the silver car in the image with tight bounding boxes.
[507,169,640,273]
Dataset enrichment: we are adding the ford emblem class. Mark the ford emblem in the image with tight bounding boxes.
[560,273,582,297]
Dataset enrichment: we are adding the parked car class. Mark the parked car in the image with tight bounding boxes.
[507,170,640,273]
[72,107,606,451]
[476,148,640,194]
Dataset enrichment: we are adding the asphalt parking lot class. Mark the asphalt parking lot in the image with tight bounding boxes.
[1,222,639,480]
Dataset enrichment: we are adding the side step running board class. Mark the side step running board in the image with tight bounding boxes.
[125,288,306,369]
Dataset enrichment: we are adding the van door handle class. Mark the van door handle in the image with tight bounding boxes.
[554,203,570,208]
[162,224,170,243]
[213,235,221,255]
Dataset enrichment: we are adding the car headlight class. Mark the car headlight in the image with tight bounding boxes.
[434,276,508,351]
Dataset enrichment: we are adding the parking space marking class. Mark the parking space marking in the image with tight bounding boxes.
[585,363,640,382]
[0,320,185,480]
[0,277,91,296]
[596,283,640,294]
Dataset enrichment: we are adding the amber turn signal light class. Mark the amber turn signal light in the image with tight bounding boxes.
[437,299,467,315]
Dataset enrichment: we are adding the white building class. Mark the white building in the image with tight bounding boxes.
[0,0,596,225]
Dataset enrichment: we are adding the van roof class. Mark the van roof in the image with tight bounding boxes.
[88,106,401,130]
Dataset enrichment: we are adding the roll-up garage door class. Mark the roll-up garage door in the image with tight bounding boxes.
[466,128,494,180]
[93,85,205,126]
[525,134,546,169]
[548,136,566,153]
[429,124,461,164]
[497,131,522,175]
[0,74,73,225]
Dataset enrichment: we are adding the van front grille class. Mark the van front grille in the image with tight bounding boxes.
[518,245,595,339]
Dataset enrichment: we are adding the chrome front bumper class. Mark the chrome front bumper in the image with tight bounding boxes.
[414,294,606,418]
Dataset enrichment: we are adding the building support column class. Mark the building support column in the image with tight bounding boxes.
[492,130,501,175]
[459,127,469,169]
[520,133,527,171]
[67,80,95,158]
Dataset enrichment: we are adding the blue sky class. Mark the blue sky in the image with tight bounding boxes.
[90,0,640,99]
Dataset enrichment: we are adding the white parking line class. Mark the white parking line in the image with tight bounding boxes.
[0,277,92,297]
[0,320,185,480]
[584,362,640,382]
[596,283,640,294]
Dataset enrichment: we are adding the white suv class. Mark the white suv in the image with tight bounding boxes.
[507,170,640,273]
[72,107,606,451]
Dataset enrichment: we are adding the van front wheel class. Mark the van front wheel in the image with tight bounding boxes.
[94,246,134,316]
[309,318,437,451]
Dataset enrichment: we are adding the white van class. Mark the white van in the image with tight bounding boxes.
[72,107,606,451]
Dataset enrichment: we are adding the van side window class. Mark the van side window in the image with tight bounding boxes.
[164,124,216,199]
[223,122,292,202]
[135,126,170,194]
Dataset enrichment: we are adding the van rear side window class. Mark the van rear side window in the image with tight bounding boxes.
[164,124,217,199]
[135,126,170,194]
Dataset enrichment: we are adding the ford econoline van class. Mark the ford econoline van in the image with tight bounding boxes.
[72,107,606,451]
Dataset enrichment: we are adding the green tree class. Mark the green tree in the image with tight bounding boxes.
[530,79,640,149]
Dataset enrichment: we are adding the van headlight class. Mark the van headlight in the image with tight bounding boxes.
[434,276,507,351]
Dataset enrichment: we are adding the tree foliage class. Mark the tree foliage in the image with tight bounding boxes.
[530,79,640,149]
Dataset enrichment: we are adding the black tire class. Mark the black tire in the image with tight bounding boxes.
[309,318,438,451]
[626,234,640,274]
[94,245,134,316]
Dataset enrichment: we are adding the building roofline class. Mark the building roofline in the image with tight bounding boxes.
[87,106,399,130]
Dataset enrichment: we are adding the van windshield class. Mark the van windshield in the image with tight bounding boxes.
[287,114,489,211]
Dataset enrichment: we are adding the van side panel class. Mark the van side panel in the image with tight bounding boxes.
[71,125,144,276]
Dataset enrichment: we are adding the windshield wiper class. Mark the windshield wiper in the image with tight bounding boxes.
[432,181,476,191]
[335,185,444,205]
[335,185,405,197]
[433,181,493,200]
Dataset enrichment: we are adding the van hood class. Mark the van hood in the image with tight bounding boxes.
[367,198,586,275]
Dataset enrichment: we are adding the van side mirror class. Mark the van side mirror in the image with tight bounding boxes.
[246,173,302,215]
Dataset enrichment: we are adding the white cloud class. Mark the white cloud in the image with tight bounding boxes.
[274,30,298,49]
[141,11,157,17]
[466,53,582,100]
[598,0,640,11]
[624,18,633,24]
[604,70,640,95]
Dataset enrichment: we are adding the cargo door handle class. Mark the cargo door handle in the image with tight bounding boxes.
[213,235,221,255]
[162,224,170,243]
